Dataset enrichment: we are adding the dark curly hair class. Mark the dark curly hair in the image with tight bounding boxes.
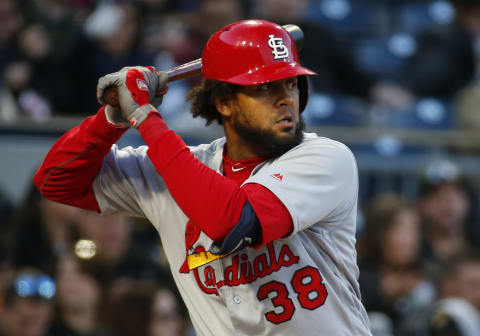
[187,79,239,125]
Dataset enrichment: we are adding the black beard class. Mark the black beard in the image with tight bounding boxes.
[233,116,305,159]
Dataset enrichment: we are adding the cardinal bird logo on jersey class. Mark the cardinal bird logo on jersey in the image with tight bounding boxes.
[179,220,201,273]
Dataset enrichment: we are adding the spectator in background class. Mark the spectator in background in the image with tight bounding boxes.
[105,282,188,336]
[6,185,170,334]
[50,253,113,336]
[417,159,473,264]
[449,0,480,80]
[73,211,133,272]
[0,212,12,316]
[66,207,188,334]
[140,0,194,70]
[402,0,477,99]
[0,188,13,227]
[70,209,169,317]
[453,0,480,132]
[0,59,51,122]
[0,268,56,336]
[437,252,480,312]
[139,0,182,70]
[150,286,190,336]
[400,251,480,336]
[77,1,155,114]
[8,183,81,275]
[138,1,196,126]
[357,194,434,333]
[66,0,98,22]
[72,210,159,276]
[18,0,86,116]
[0,0,24,73]
[167,0,246,67]
[253,0,414,108]
[159,0,246,85]
[0,0,51,122]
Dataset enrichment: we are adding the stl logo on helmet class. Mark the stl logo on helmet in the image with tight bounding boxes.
[268,34,289,60]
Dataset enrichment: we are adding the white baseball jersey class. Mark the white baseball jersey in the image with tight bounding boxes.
[93,132,372,335]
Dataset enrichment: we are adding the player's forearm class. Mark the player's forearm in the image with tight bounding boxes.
[138,114,245,241]
[34,107,127,211]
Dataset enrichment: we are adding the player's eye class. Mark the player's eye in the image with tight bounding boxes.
[286,78,298,90]
[259,83,271,91]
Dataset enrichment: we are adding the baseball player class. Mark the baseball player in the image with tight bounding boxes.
[34,20,372,335]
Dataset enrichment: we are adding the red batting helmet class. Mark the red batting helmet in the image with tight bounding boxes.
[202,20,317,112]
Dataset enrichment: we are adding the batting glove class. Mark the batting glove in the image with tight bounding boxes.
[104,105,128,128]
[97,66,168,128]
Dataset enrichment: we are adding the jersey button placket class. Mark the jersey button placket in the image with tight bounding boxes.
[233,295,241,304]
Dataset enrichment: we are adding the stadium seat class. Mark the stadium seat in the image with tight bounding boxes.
[352,33,418,83]
[305,0,386,38]
[303,93,369,127]
[384,98,455,130]
[393,0,456,34]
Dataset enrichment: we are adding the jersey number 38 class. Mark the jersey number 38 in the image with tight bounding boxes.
[257,266,328,324]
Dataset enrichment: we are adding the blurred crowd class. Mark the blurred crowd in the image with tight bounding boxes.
[0,0,479,131]
[0,182,192,336]
[1,161,480,336]
[1,0,480,336]
[357,158,480,335]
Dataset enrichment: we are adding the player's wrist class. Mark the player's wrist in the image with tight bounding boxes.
[82,106,128,142]
[104,105,131,129]
[128,104,159,128]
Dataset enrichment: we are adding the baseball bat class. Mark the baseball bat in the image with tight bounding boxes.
[102,24,304,107]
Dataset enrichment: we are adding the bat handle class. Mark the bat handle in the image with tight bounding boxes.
[102,58,202,107]
[166,58,202,82]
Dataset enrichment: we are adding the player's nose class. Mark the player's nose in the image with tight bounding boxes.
[275,84,294,108]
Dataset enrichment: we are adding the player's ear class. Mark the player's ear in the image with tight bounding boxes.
[215,95,233,118]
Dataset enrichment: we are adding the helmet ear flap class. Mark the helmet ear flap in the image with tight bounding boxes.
[298,75,309,113]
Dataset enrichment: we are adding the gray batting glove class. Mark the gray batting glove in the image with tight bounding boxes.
[97,66,168,127]
[104,105,130,128]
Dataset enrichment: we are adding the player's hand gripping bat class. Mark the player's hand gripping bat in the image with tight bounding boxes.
[102,24,305,107]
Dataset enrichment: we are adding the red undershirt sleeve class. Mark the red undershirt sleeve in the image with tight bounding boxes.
[138,113,246,242]
[243,183,293,248]
[138,113,293,245]
[34,107,127,211]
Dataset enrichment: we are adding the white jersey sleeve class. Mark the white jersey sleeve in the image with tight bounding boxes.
[244,133,358,235]
[92,144,171,217]
[92,138,226,220]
